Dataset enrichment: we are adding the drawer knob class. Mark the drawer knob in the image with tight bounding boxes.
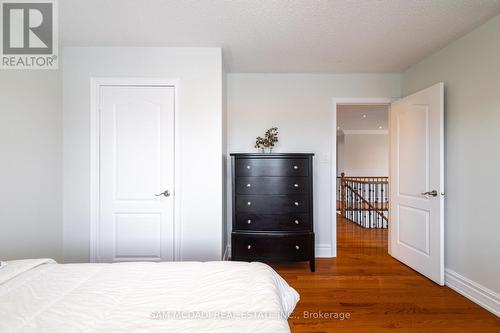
[247,219,252,224]
[293,183,299,188]
[247,201,252,206]
[293,165,299,170]
[247,245,252,250]
[246,165,251,169]
[246,183,251,187]
[294,220,300,225]
[294,202,299,206]
[295,245,300,250]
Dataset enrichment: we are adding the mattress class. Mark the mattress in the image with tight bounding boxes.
[0,259,299,333]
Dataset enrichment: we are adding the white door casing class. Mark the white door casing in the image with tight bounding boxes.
[389,82,445,285]
[97,85,175,262]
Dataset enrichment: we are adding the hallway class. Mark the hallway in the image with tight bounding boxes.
[273,216,499,332]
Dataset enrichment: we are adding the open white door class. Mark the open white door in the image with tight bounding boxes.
[389,82,444,285]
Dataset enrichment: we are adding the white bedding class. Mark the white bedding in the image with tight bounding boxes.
[0,259,299,333]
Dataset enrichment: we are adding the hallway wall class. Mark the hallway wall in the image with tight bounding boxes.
[339,132,389,177]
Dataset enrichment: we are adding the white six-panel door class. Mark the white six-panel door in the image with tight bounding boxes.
[390,82,445,285]
[98,86,175,262]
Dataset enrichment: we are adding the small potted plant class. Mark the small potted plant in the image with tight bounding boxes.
[255,127,278,153]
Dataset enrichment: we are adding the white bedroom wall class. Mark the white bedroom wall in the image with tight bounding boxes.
[62,47,223,262]
[402,14,500,295]
[226,74,400,256]
[0,71,62,261]
[341,133,389,176]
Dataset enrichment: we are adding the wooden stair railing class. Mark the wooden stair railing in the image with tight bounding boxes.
[344,183,388,222]
[337,173,389,228]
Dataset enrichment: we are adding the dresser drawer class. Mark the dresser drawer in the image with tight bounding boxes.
[235,158,309,177]
[236,195,309,214]
[232,233,313,261]
[235,177,309,195]
[235,213,311,231]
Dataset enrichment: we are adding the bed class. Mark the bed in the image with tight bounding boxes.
[0,259,299,333]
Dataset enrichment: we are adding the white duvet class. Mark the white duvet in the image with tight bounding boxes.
[0,259,299,333]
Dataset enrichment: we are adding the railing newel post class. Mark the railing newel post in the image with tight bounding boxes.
[340,172,346,217]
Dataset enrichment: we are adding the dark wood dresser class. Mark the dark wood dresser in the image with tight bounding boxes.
[230,153,315,272]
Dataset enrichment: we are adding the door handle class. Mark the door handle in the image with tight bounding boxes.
[155,190,171,197]
[421,190,437,197]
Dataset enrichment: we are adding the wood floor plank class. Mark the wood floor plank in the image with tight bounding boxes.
[271,216,499,332]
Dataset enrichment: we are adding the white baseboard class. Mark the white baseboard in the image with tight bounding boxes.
[315,244,333,258]
[445,268,500,317]
[223,244,333,259]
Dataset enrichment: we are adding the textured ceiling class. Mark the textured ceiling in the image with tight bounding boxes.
[60,0,500,73]
[337,105,388,131]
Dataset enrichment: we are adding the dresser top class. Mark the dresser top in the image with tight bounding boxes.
[230,153,314,157]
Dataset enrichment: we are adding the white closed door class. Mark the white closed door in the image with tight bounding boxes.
[98,86,175,262]
[390,82,445,285]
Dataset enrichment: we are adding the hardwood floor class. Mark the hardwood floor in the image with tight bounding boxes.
[272,216,499,332]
